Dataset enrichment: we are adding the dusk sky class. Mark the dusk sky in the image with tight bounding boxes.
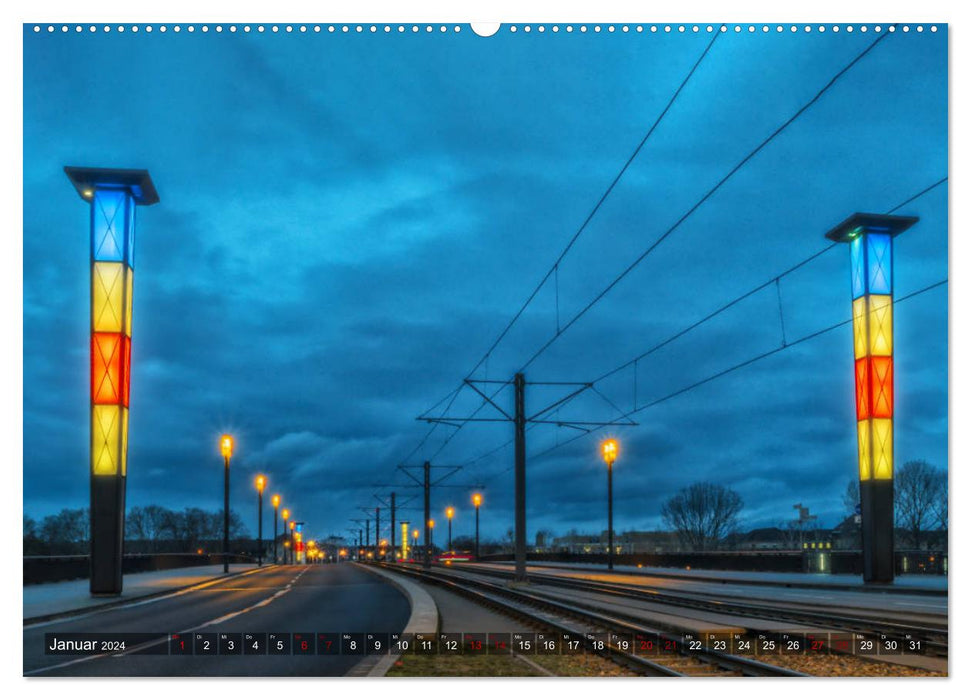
[22,24,947,545]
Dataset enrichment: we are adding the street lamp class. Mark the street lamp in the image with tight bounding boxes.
[255,475,266,567]
[220,434,234,574]
[602,438,618,571]
[281,508,290,565]
[66,166,159,596]
[445,507,455,552]
[413,529,420,552]
[472,493,482,560]
[428,519,435,558]
[271,494,281,564]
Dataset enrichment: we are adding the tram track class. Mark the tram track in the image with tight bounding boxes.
[381,563,807,677]
[454,563,948,657]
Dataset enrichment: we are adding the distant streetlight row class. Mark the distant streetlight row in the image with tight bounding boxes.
[219,433,305,569]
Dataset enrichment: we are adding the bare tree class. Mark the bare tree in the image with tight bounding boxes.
[934,471,948,533]
[126,506,149,541]
[38,508,90,553]
[661,482,743,551]
[895,460,945,550]
[779,519,802,549]
[843,479,860,515]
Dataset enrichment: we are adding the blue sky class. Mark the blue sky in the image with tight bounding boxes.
[22,24,947,543]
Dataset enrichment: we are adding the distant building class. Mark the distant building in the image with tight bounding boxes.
[551,530,681,554]
[831,515,862,550]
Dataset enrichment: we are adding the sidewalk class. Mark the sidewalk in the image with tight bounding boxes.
[488,561,948,594]
[23,564,262,622]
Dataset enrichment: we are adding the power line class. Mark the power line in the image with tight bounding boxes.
[393,33,722,477]
[458,175,947,480]
[464,31,722,380]
[515,27,896,374]
[530,278,947,463]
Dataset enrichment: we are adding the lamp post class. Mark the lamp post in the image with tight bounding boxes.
[281,508,290,565]
[445,507,455,552]
[472,493,482,560]
[428,519,435,559]
[66,166,159,596]
[602,439,618,571]
[220,434,234,573]
[271,495,280,564]
[255,475,265,567]
[825,213,918,584]
[413,529,419,553]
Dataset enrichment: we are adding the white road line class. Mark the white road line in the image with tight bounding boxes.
[24,567,310,676]
[24,566,279,631]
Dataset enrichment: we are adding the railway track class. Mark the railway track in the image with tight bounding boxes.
[381,563,807,677]
[455,563,949,657]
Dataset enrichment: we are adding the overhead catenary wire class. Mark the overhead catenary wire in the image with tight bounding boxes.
[388,32,723,477]
[457,174,947,480]
[356,26,913,510]
[472,277,946,480]
[530,278,948,463]
[412,25,899,481]
[515,27,897,375]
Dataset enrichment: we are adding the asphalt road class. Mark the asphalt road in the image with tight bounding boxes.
[24,563,411,677]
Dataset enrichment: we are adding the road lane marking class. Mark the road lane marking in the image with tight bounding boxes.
[24,565,284,630]
[24,567,311,676]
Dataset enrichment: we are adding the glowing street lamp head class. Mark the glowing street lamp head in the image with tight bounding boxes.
[281,508,290,521]
[413,529,419,540]
[284,541,290,549]
[220,434,234,459]
[290,521,296,531]
[272,494,280,508]
[255,474,266,492]
[445,507,454,520]
[602,438,618,465]
[472,493,482,508]
[428,519,435,529]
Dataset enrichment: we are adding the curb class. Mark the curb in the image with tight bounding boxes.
[23,565,280,626]
[348,563,439,678]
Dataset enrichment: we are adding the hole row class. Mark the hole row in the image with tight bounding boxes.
[32,24,939,35]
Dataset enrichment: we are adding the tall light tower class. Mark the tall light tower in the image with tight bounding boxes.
[65,166,159,596]
[826,212,918,584]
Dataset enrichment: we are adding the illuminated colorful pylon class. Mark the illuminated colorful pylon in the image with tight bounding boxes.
[65,166,159,596]
[826,212,917,584]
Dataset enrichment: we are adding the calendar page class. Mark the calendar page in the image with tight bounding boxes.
[20,4,949,687]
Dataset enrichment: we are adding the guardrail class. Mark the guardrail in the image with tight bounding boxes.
[23,553,257,585]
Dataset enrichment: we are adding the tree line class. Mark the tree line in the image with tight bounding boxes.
[660,458,947,552]
[844,459,948,549]
[23,505,250,556]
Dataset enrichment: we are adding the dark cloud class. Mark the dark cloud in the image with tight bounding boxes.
[23,27,947,543]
